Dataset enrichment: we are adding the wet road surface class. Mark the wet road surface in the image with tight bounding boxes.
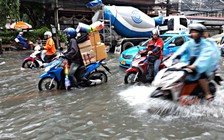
[1,51,224,140]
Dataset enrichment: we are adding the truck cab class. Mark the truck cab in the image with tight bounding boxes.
[159,15,189,34]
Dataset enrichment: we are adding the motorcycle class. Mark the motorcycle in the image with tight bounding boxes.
[38,57,111,91]
[150,62,223,105]
[124,48,170,84]
[10,38,34,50]
[21,45,57,69]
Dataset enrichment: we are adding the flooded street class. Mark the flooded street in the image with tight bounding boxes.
[1,51,224,140]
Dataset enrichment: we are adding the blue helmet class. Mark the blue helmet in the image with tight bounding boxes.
[64,27,77,38]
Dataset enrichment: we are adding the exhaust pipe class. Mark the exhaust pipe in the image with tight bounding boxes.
[89,79,102,85]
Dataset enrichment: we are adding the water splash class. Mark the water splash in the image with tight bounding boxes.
[118,85,224,120]
[0,61,5,65]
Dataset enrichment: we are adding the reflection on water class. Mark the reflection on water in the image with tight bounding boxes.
[1,51,224,139]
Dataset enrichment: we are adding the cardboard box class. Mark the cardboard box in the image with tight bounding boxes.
[89,31,101,46]
[79,45,92,53]
[78,40,92,49]
[78,40,97,65]
[81,50,96,66]
[92,43,108,61]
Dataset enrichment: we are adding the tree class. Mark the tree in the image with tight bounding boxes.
[20,1,46,29]
[0,0,20,27]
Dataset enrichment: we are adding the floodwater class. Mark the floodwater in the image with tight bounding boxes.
[1,51,224,140]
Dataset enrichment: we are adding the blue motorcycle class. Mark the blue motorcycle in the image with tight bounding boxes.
[38,57,111,91]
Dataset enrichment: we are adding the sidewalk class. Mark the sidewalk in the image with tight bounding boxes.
[2,44,12,51]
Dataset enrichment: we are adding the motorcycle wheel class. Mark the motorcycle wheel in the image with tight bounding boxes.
[124,72,138,84]
[38,77,59,91]
[22,60,39,69]
[89,70,108,83]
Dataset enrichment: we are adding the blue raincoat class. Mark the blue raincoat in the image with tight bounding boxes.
[17,34,28,48]
[170,38,221,81]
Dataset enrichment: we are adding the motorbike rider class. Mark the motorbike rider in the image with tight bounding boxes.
[168,23,220,102]
[43,31,57,63]
[16,32,28,49]
[147,28,164,78]
[63,27,83,88]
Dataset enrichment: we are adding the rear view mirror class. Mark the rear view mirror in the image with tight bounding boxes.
[167,44,176,49]
[220,36,224,45]
[174,37,184,46]
[58,47,63,52]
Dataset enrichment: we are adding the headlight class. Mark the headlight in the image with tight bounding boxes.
[122,54,132,59]
[45,67,51,72]
[135,54,141,59]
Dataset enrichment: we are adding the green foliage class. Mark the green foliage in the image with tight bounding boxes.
[0,30,19,44]
[27,27,50,41]
[20,1,46,29]
[0,0,20,27]
[58,31,67,43]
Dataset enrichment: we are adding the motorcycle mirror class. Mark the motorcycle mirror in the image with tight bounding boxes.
[101,61,107,65]
[137,45,140,51]
[58,47,63,52]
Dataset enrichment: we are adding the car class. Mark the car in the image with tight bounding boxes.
[211,34,224,57]
[218,36,224,56]
[211,33,224,44]
[118,31,190,68]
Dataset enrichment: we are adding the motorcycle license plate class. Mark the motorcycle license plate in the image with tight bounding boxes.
[121,60,126,65]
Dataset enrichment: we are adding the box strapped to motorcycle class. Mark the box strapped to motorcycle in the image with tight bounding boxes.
[78,40,96,66]
[78,31,108,65]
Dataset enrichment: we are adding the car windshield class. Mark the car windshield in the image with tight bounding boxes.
[140,35,172,46]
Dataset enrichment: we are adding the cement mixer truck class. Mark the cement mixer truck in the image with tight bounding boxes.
[86,0,188,53]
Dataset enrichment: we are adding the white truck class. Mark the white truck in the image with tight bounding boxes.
[87,0,189,54]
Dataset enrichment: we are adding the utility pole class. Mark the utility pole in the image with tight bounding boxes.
[54,0,59,48]
[166,0,170,16]
[0,38,3,54]
[178,0,182,13]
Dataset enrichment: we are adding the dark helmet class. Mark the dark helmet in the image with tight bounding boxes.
[64,27,77,38]
[189,23,206,33]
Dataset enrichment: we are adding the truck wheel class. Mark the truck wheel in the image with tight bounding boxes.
[122,42,134,52]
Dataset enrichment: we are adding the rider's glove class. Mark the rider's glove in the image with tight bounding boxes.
[148,51,153,55]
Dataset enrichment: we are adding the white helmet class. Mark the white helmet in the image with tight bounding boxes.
[152,28,160,36]
[19,32,23,35]
[44,31,52,37]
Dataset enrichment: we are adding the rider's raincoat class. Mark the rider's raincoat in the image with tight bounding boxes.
[170,38,221,81]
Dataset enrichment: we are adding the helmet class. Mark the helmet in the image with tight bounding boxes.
[152,28,160,36]
[44,31,52,37]
[19,32,23,35]
[189,23,206,33]
[64,27,77,38]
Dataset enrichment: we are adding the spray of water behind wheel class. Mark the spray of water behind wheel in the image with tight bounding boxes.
[119,85,224,120]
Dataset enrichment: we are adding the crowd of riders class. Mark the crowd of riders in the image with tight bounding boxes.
[147,23,220,103]
[16,23,221,103]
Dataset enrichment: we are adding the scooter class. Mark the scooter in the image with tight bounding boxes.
[124,49,169,84]
[21,45,59,69]
[10,38,34,50]
[150,62,223,105]
[38,57,111,91]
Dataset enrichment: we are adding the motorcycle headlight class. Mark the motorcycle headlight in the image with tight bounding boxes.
[45,67,51,72]
[135,54,141,59]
